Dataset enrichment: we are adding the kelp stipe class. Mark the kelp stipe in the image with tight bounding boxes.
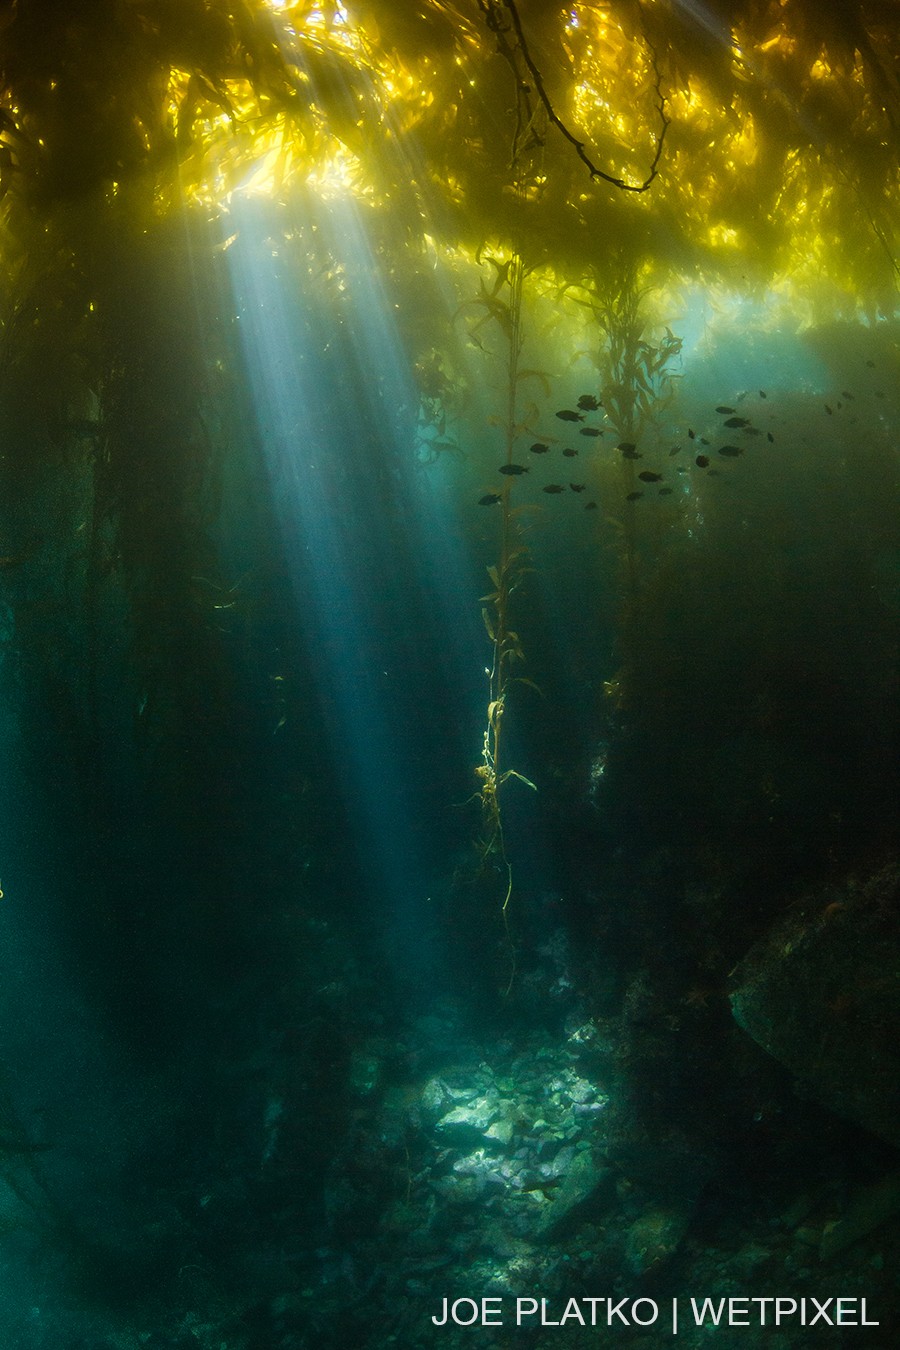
[461,248,538,982]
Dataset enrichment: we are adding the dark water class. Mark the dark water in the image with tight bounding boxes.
[0,194,896,1350]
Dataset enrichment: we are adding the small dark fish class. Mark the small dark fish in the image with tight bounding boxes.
[499,463,528,475]
[542,484,565,494]
[824,403,832,414]
[688,428,696,439]
[767,432,775,442]
[584,501,598,510]
[529,442,551,454]
[617,442,637,453]
[638,470,663,482]
[718,444,743,457]
[626,491,643,501]
[866,359,875,367]
[715,405,735,414]
[658,487,673,495]
[562,447,578,458]
[570,483,586,492]
[478,493,501,505]
[556,409,584,422]
[579,427,603,437]
[759,390,767,398]
[842,391,853,399]
[700,437,710,445]
[577,394,600,411]
[723,416,749,428]
[668,445,682,456]
[695,454,710,468]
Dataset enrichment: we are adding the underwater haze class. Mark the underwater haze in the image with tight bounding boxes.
[0,1,897,1347]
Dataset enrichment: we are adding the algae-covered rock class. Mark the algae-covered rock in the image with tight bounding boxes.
[730,863,900,1147]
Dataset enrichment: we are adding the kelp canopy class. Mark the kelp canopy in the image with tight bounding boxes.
[0,0,897,288]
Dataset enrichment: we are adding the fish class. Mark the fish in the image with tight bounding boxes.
[718,445,743,457]
[570,483,586,492]
[499,463,528,475]
[658,487,673,495]
[638,471,663,482]
[556,409,584,422]
[759,390,767,398]
[699,437,710,445]
[478,493,502,505]
[584,501,598,510]
[542,484,565,493]
[866,359,875,367]
[842,391,853,399]
[824,403,833,414]
[688,428,696,439]
[668,445,682,456]
[577,394,600,411]
[695,454,710,468]
[715,405,735,414]
[562,448,578,457]
[767,432,775,442]
[579,427,603,437]
[529,442,551,454]
[723,416,749,428]
[617,443,642,459]
[626,491,643,501]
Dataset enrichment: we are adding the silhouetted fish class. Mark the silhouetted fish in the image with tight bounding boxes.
[723,416,749,428]
[543,484,565,493]
[529,442,551,454]
[579,427,603,437]
[695,454,710,467]
[688,428,696,439]
[638,470,663,482]
[570,483,586,492]
[584,501,598,510]
[478,493,502,505]
[669,445,682,455]
[659,487,673,495]
[556,410,584,422]
[824,404,833,414]
[716,405,735,414]
[499,464,528,475]
[577,394,600,411]
[562,448,578,457]
[626,491,643,501]
[759,390,767,398]
[718,445,743,457]
[767,432,775,442]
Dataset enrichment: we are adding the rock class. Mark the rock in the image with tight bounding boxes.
[534,1151,613,1239]
[624,1207,690,1274]
[819,1171,900,1260]
[435,1096,499,1140]
[484,1119,514,1146]
[730,863,900,1147]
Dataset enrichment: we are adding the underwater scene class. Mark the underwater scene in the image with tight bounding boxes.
[0,0,898,1346]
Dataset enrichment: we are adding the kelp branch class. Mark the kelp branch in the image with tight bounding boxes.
[479,0,669,189]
